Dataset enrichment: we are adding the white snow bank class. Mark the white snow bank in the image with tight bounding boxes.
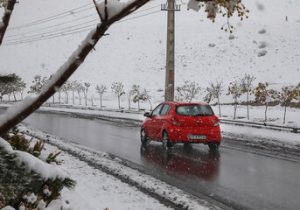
[0,137,67,180]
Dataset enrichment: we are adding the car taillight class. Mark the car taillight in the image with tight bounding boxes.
[213,118,220,127]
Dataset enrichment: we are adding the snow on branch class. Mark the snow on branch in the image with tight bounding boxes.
[97,0,132,20]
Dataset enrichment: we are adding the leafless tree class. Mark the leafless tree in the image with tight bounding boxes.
[111,82,125,109]
[96,84,107,108]
[204,80,223,117]
[240,74,256,120]
[131,84,141,111]
[74,82,85,105]
[227,80,243,120]
[176,81,201,102]
[83,82,90,106]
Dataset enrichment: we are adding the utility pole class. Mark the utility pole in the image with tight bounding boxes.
[161,0,180,101]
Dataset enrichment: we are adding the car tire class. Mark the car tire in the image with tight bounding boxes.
[208,143,219,151]
[140,128,148,146]
[162,131,173,149]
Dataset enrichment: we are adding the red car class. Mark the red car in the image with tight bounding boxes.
[141,101,222,150]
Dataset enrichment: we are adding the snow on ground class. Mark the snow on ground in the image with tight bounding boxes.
[18,125,215,210]
[43,144,174,210]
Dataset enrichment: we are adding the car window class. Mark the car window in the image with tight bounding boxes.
[160,104,170,115]
[151,104,163,116]
[176,105,214,116]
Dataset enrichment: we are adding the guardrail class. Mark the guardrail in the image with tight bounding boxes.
[220,118,300,133]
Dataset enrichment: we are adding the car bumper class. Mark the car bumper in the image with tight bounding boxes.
[167,126,222,143]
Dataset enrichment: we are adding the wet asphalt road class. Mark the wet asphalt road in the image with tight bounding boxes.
[17,111,300,210]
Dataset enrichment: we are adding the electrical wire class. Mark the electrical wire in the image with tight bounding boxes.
[6,4,161,40]
[8,3,95,30]
[4,10,162,45]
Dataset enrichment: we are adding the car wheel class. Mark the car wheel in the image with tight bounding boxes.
[208,143,219,151]
[140,128,148,146]
[162,131,173,149]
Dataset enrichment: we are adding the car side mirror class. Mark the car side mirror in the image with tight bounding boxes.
[144,112,151,118]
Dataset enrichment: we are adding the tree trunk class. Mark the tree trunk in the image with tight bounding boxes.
[85,94,88,106]
[65,92,69,104]
[13,91,17,101]
[283,105,287,124]
[233,100,237,120]
[0,0,150,135]
[246,92,249,120]
[217,96,221,117]
[78,93,82,105]
[58,91,61,104]
[72,91,75,105]
[100,94,103,108]
[128,92,131,110]
[118,96,121,109]
[20,92,24,100]
[264,104,268,122]
[52,95,55,104]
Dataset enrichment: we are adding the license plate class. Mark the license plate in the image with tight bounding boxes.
[188,135,207,140]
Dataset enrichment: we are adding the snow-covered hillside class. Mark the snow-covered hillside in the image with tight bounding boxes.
[0,0,300,100]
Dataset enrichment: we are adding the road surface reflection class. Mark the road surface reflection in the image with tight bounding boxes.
[140,144,220,181]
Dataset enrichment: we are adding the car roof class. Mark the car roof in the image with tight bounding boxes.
[164,101,209,106]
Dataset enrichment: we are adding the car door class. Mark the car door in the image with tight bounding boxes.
[146,104,163,139]
[155,104,171,140]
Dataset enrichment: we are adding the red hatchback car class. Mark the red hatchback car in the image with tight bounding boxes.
[141,101,222,150]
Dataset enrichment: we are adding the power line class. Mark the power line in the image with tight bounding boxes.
[6,4,161,40]
[4,10,161,45]
[6,18,98,41]
[6,13,97,38]
[8,4,161,32]
[8,3,95,30]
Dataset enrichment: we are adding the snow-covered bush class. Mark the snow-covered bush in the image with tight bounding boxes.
[0,129,75,209]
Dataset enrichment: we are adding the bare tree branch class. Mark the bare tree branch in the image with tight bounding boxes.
[0,0,17,46]
[0,0,150,134]
[93,0,104,22]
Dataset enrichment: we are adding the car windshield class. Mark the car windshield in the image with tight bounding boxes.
[176,105,214,116]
